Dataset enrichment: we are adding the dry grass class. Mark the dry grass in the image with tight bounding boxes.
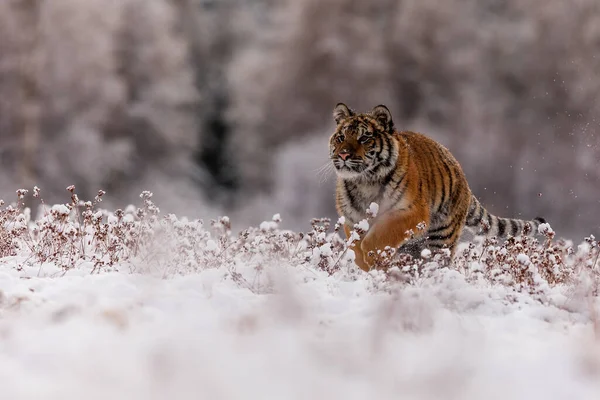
[1,185,599,302]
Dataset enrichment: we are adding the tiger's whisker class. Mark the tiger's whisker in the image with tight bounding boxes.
[315,162,334,185]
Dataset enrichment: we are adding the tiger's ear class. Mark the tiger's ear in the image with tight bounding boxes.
[371,104,394,130]
[333,103,354,125]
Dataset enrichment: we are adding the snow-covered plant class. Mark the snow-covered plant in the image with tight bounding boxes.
[1,187,599,303]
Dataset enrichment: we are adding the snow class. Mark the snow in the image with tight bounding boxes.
[0,207,600,399]
[319,243,333,257]
[539,222,554,236]
[517,253,531,265]
[368,202,379,217]
[0,259,597,399]
[259,215,281,231]
[421,248,432,259]
[347,230,361,244]
[356,219,369,232]
[50,204,71,216]
[205,239,219,252]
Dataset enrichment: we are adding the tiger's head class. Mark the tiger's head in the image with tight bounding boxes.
[329,103,397,180]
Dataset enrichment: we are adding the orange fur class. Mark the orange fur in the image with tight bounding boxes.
[330,103,545,271]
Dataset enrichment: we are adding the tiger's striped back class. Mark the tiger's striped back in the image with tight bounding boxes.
[329,103,547,271]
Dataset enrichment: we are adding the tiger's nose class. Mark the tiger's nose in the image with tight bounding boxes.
[339,151,351,161]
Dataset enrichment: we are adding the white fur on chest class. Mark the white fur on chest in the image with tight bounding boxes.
[339,179,409,224]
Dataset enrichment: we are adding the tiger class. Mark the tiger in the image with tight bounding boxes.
[329,102,546,271]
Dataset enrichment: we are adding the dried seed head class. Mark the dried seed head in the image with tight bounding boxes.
[480,219,491,233]
[523,222,532,236]
[16,189,28,200]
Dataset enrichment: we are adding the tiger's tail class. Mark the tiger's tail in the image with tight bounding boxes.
[465,195,546,237]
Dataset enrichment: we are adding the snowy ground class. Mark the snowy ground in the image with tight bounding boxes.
[1,192,600,399]
[0,258,599,399]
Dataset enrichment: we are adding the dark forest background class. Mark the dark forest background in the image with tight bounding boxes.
[0,0,599,240]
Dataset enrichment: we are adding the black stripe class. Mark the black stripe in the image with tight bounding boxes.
[381,169,395,187]
[378,134,390,163]
[371,136,391,177]
[381,175,401,202]
[378,169,394,198]
[389,170,407,197]
[438,174,447,212]
[431,146,447,192]
[442,154,454,201]
[510,219,518,236]
[382,133,391,152]
[430,146,443,207]
[477,205,485,223]
[468,201,483,226]
[426,242,447,250]
[497,219,506,237]
[392,178,409,203]
[427,147,444,212]
[344,181,361,212]
[437,158,450,213]
[391,171,407,190]
[487,213,493,232]
[428,220,454,235]
[466,196,477,220]
[423,146,438,208]
[451,174,461,206]
[428,231,454,242]
[371,157,387,177]
[468,197,486,226]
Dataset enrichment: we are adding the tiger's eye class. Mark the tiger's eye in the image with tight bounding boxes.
[359,136,372,144]
[336,135,344,143]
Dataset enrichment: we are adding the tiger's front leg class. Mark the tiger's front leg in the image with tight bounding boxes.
[343,224,369,271]
[360,206,430,270]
